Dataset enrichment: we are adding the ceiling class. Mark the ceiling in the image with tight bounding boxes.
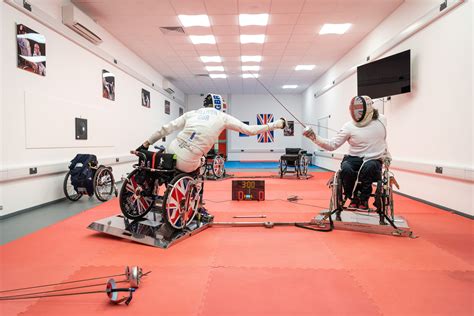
[72,0,404,95]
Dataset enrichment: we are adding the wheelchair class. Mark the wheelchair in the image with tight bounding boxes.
[279,148,310,179]
[203,148,226,179]
[119,148,204,230]
[327,157,399,227]
[63,154,118,202]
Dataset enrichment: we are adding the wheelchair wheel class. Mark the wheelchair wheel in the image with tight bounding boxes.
[299,155,309,177]
[384,179,395,220]
[162,174,199,229]
[211,155,225,178]
[63,171,83,201]
[93,166,116,202]
[329,171,343,211]
[279,159,287,178]
[119,169,154,219]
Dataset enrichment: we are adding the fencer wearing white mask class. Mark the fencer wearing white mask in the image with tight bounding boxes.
[303,95,390,210]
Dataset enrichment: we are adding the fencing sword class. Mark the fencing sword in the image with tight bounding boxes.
[0,266,147,294]
[245,72,340,134]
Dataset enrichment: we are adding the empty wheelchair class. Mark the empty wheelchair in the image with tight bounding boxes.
[279,148,310,179]
[203,148,226,179]
[119,148,204,230]
[63,154,118,202]
[327,157,399,227]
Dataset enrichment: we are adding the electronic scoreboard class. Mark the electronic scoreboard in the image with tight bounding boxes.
[231,180,265,201]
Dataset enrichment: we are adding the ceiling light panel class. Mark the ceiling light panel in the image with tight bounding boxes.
[190,35,216,44]
[240,34,266,44]
[178,15,211,27]
[295,64,316,70]
[241,55,262,62]
[242,73,259,78]
[200,56,222,63]
[319,23,352,35]
[206,66,225,71]
[282,85,298,89]
[242,65,260,71]
[239,14,269,26]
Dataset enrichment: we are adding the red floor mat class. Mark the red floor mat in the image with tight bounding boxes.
[1,172,472,316]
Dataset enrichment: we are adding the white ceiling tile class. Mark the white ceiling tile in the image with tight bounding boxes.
[215,35,240,43]
[266,25,294,35]
[269,14,299,25]
[209,15,239,26]
[266,34,291,43]
[205,0,238,14]
[170,0,207,14]
[212,25,240,35]
[238,0,271,14]
[270,0,305,14]
[217,42,241,50]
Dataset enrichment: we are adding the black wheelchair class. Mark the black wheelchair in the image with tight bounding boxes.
[119,148,204,230]
[63,154,118,202]
[327,157,399,227]
[203,148,226,179]
[279,148,310,179]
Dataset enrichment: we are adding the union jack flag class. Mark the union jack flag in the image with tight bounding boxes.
[257,114,274,143]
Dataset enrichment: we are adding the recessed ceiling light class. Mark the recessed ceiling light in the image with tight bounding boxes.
[240,34,265,44]
[242,65,260,71]
[241,55,262,62]
[206,66,224,71]
[190,35,216,44]
[295,64,316,71]
[178,15,210,27]
[239,14,269,26]
[319,23,352,35]
[200,56,222,63]
[282,85,298,89]
[242,73,259,78]
[209,74,227,79]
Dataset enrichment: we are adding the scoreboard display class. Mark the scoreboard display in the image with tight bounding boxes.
[231,180,265,201]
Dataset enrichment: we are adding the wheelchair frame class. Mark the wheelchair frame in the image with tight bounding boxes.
[63,161,118,202]
[323,159,401,230]
[279,148,310,179]
[204,153,226,179]
[119,150,205,230]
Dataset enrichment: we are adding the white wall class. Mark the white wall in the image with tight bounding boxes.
[302,0,473,215]
[0,1,185,216]
[187,94,303,161]
[0,2,4,212]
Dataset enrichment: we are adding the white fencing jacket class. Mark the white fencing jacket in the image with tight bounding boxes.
[311,115,389,161]
[147,108,282,172]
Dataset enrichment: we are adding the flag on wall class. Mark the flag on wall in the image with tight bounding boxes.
[256,114,274,143]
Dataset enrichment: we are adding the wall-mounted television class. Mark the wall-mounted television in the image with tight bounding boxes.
[357,50,411,99]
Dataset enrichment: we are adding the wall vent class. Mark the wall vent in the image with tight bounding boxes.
[159,26,186,35]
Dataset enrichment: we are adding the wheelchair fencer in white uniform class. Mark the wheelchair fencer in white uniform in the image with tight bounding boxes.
[121,94,286,229]
[303,96,398,225]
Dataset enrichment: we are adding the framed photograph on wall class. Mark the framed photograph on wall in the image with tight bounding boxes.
[16,24,46,76]
[102,70,115,101]
[284,120,294,136]
[141,89,150,108]
[75,118,88,140]
[239,121,249,137]
[164,100,170,115]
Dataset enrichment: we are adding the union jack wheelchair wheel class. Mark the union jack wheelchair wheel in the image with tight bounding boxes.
[163,174,201,229]
[119,169,154,219]
[211,155,225,178]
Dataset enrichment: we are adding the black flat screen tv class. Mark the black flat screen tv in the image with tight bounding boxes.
[357,50,411,99]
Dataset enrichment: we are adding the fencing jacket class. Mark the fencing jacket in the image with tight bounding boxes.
[147,108,281,172]
[312,115,389,161]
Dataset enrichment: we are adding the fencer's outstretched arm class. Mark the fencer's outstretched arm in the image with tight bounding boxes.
[145,111,191,145]
[223,113,284,135]
[303,125,350,151]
